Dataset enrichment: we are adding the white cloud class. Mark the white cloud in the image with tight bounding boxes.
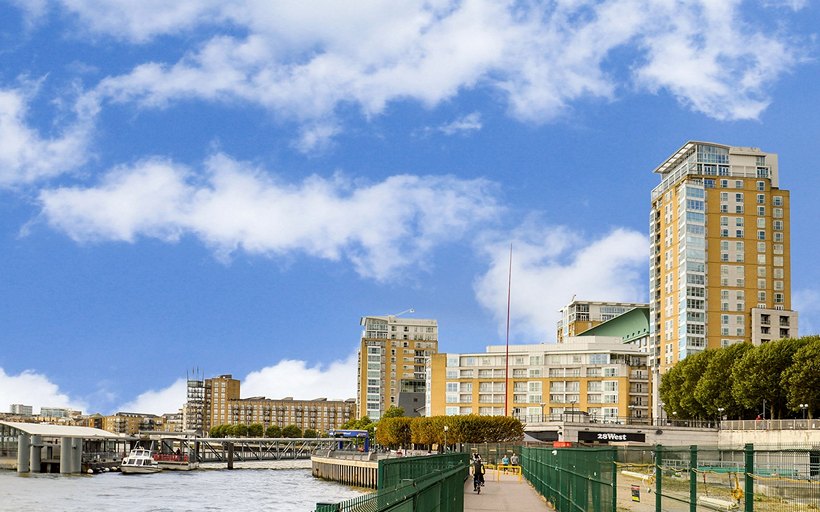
[38,153,501,281]
[793,289,820,336]
[634,1,799,121]
[438,112,482,136]
[0,86,93,187]
[474,222,647,342]
[242,353,358,401]
[116,379,187,415]
[49,0,801,148]
[110,354,358,417]
[0,367,88,414]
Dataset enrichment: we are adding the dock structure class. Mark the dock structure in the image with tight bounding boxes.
[0,421,125,474]
[142,433,362,468]
[464,469,548,511]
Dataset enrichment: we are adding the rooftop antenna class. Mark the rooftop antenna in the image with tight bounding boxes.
[391,308,415,317]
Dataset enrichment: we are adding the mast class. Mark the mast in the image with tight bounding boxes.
[504,243,512,416]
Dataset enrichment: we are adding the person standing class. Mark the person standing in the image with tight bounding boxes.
[510,452,520,470]
[501,453,510,474]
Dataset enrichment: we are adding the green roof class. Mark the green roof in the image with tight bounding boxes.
[578,307,650,343]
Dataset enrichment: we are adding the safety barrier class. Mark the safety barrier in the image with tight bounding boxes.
[315,453,469,512]
[521,443,820,512]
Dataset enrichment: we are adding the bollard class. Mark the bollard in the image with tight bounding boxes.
[227,442,234,470]
[30,435,43,473]
[17,434,31,473]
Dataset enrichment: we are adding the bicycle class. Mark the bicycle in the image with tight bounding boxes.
[473,475,481,494]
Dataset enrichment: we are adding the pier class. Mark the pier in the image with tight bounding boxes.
[464,470,546,511]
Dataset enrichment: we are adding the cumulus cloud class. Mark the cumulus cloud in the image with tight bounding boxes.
[37,153,500,281]
[474,222,647,342]
[46,1,801,148]
[0,367,88,414]
[0,86,93,187]
[108,354,357,416]
[116,378,187,415]
[242,353,358,400]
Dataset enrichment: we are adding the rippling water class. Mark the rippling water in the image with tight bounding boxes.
[0,466,367,512]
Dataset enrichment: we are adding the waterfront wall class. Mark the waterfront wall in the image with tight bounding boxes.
[311,456,378,489]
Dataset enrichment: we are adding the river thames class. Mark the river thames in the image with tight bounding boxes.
[0,464,367,512]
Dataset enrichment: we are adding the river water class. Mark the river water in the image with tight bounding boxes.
[0,463,367,512]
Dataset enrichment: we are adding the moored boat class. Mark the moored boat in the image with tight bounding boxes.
[121,447,161,474]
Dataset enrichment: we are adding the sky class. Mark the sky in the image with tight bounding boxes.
[1,0,819,417]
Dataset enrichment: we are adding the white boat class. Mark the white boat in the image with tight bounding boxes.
[121,447,161,474]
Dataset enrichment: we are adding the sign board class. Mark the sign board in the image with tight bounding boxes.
[631,484,641,502]
[577,431,646,443]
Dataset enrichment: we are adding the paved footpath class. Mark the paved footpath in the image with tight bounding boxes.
[464,470,552,511]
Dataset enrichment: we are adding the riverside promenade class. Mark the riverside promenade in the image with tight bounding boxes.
[464,470,550,511]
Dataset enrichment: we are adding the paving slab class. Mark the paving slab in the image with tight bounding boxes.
[464,470,550,511]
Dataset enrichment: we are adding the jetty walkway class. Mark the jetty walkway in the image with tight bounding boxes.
[464,470,549,512]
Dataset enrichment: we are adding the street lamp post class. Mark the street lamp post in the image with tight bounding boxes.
[373,426,377,452]
[717,407,725,430]
[540,403,546,423]
[443,425,448,453]
[672,411,677,425]
[569,400,577,423]
[800,404,809,424]
[628,405,635,425]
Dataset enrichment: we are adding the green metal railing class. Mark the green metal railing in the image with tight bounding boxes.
[378,453,469,489]
[521,443,820,512]
[521,445,616,512]
[315,453,469,512]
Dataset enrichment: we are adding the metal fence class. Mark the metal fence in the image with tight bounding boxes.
[521,443,820,512]
[315,453,469,512]
[378,452,468,489]
[521,445,616,512]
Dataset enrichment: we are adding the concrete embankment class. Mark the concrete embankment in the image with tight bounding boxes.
[311,455,378,489]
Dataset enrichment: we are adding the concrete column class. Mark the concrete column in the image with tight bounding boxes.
[60,438,72,474]
[72,437,83,473]
[17,434,31,473]
[227,442,234,470]
[30,435,43,473]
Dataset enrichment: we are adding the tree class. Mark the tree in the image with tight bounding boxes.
[781,336,820,418]
[659,359,686,418]
[303,428,319,438]
[410,415,523,446]
[732,337,809,418]
[248,423,264,437]
[282,424,302,438]
[265,425,282,438]
[376,417,412,448]
[233,423,249,437]
[678,350,715,419]
[382,406,405,418]
[694,343,752,419]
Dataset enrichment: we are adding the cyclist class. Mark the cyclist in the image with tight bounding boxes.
[472,455,485,493]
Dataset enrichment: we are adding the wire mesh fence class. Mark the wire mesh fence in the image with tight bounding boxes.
[520,443,819,512]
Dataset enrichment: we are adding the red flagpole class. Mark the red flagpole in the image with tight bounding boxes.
[504,243,512,416]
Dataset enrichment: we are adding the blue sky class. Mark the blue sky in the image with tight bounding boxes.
[1,1,819,416]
